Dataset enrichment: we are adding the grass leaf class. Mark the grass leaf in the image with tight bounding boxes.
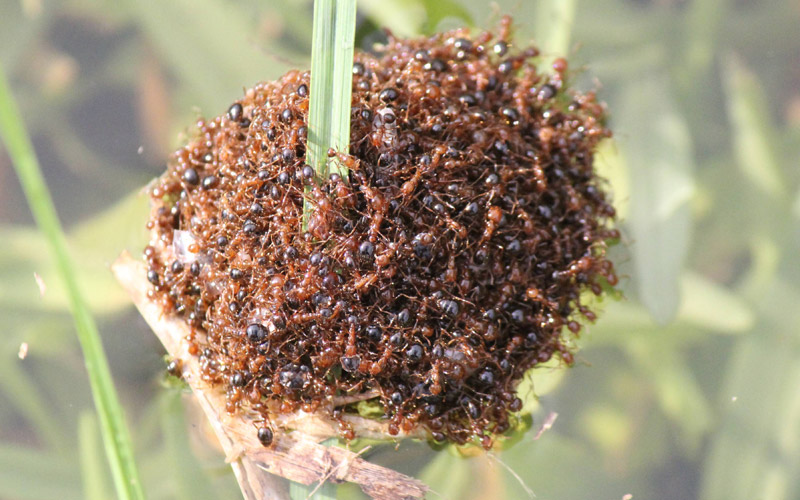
[308,0,357,179]
[305,0,358,226]
[329,0,358,178]
[307,0,337,177]
[0,66,145,500]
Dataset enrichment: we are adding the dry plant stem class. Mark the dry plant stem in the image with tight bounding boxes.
[113,252,427,500]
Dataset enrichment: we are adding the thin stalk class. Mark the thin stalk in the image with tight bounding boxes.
[304,0,358,228]
[0,66,145,500]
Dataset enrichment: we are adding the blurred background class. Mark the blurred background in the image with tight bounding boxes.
[1,0,799,499]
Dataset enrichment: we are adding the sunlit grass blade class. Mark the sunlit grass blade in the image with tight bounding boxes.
[305,0,357,225]
[0,66,145,500]
[307,0,337,178]
[328,0,357,179]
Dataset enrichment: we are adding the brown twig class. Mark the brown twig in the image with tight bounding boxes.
[112,252,428,500]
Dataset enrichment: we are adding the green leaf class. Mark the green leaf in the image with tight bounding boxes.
[71,189,150,261]
[0,65,145,500]
[355,398,385,419]
[588,272,753,349]
[722,55,786,200]
[618,75,695,324]
[0,188,148,314]
[305,0,357,227]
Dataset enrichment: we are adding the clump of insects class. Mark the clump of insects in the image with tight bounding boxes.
[144,17,618,449]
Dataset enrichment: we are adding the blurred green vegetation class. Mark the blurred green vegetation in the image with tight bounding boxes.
[1,0,799,499]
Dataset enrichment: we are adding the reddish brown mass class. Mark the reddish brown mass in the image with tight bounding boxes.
[144,22,618,448]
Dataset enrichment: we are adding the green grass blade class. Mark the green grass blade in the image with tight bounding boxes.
[305,0,358,227]
[0,66,145,500]
[308,0,357,178]
[307,0,337,177]
[328,0,357,179]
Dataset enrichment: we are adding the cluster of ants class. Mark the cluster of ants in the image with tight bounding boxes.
[145,18,618,449]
